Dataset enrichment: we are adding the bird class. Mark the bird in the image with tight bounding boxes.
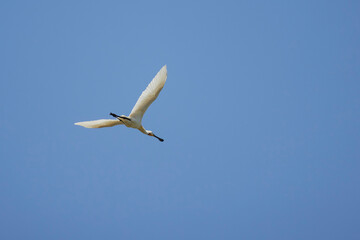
[74,65,167,142]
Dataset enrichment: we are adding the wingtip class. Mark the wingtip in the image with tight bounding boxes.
[162,65,167,74]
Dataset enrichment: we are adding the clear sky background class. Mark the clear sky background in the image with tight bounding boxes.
[1,1,359,239]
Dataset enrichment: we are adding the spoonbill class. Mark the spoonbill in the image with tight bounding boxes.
[74,65,167,142]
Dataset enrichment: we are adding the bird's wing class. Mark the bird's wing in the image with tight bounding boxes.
[74,119,123,128]
[129,65,167,121]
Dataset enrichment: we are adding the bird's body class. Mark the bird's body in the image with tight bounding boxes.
[74,65,167,142]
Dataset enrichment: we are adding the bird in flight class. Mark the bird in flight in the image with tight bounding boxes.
[74,65,167,142]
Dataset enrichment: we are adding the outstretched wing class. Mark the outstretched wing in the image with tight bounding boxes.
[129,65,167,121]
[74,119,123,128]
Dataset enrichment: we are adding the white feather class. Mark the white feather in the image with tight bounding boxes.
[129,65,167,121]
[74,119,123,128]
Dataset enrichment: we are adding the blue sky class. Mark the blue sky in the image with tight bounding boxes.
[1,0,359,239]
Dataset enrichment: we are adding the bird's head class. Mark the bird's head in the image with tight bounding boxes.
[146,130,154,136]
[146,130,164,142]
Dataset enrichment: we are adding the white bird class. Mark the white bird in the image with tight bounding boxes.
[74,65,167,142]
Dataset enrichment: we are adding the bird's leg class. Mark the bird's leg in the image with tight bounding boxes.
[110,112,124,123]
[153,134,164,142]
[110,112,132,122]
[110,112,120,118]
